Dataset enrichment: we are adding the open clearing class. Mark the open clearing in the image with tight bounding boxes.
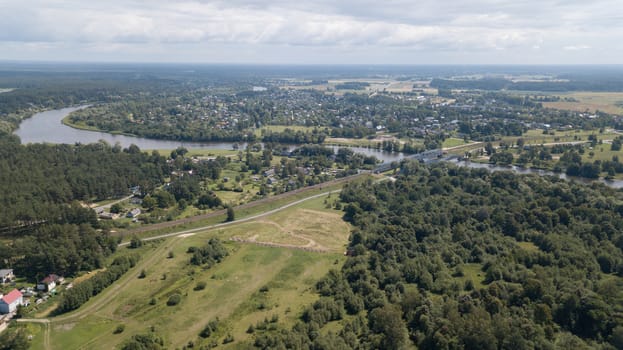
[542,92,623,115]
[27,193,350,349]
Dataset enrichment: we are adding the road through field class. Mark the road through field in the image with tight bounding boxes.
[17,175,369,349]
[119,188,343,246]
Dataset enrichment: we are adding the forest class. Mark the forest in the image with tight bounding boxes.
[0,133,170,280]
[250,161,623,349]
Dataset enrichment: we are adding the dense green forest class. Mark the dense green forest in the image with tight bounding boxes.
[251,162,623,349]
[0,134,170,280]
[0,135,168,229]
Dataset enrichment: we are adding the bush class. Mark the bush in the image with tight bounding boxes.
[200,318,219,338]
[114,325,125,334]
[194,281,207,291]
[167,293,182,306]
[223,333,234,344]
[129,235,143,249]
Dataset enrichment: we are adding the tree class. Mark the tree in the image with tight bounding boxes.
[611,137,622,151]
[0,328,29,350]
[516,138,525,149]
[129,235,143,249]
[226,206,235,222]
[485,142,495,156]
[142,195,156,210]
[368,305,408,349]
[110,203,122,214]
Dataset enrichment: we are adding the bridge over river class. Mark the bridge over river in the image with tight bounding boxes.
[373,149,444,173]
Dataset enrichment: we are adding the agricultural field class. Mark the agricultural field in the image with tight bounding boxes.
[501,128,619,146]
[542,92,623,115]
[25,193,351,349]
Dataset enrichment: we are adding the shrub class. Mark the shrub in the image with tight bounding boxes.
[194,281,207,291]
[200,318,219,338]
[167,293,181,306]
[223,333,234,344]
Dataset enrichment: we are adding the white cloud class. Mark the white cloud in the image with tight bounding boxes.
[564,45,591,51]
[0,0,621,63]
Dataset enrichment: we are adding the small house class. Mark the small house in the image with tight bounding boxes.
[37,274,62,292]
[126,208,141,218]
[99,212,115,220]
[0,289,23,314]
[0,269,14,284]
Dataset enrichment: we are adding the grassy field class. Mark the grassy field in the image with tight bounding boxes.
[542,92,623,115]
[455,263,486,290]
[255,125,321,136]
[501,128,619,146]
[27,193,351,349]
[121,175,367,242]
[582,146,623,162]
[442,137,469,148]
[223,194,351,252]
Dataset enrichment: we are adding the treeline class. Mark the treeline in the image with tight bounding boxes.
[57,254,140,313]
[431,77,623,92]
[4,224,118,280]
[0,71,186,131]
[335,82,370,90]
[261,128,327,144]
[251,163,623,349]
[0,135,169,229]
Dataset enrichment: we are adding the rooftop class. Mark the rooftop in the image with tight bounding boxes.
[1,289,22,305]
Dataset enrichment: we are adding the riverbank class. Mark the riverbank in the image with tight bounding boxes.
[61,114,136,136]
[15,106,623,188]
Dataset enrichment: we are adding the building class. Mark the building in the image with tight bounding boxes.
[126,208,141,218]
[0,289,23,314]
[0,269,14,284]
[37,274,62,292]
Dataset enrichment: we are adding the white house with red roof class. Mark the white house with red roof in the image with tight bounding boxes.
[0,289,23,314]
[37,274,62,292]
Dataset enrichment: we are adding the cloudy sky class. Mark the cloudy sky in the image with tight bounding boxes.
[0,0,621,64]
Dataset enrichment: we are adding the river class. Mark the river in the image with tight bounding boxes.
[14,106,623,189]
[14,106,405,163]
